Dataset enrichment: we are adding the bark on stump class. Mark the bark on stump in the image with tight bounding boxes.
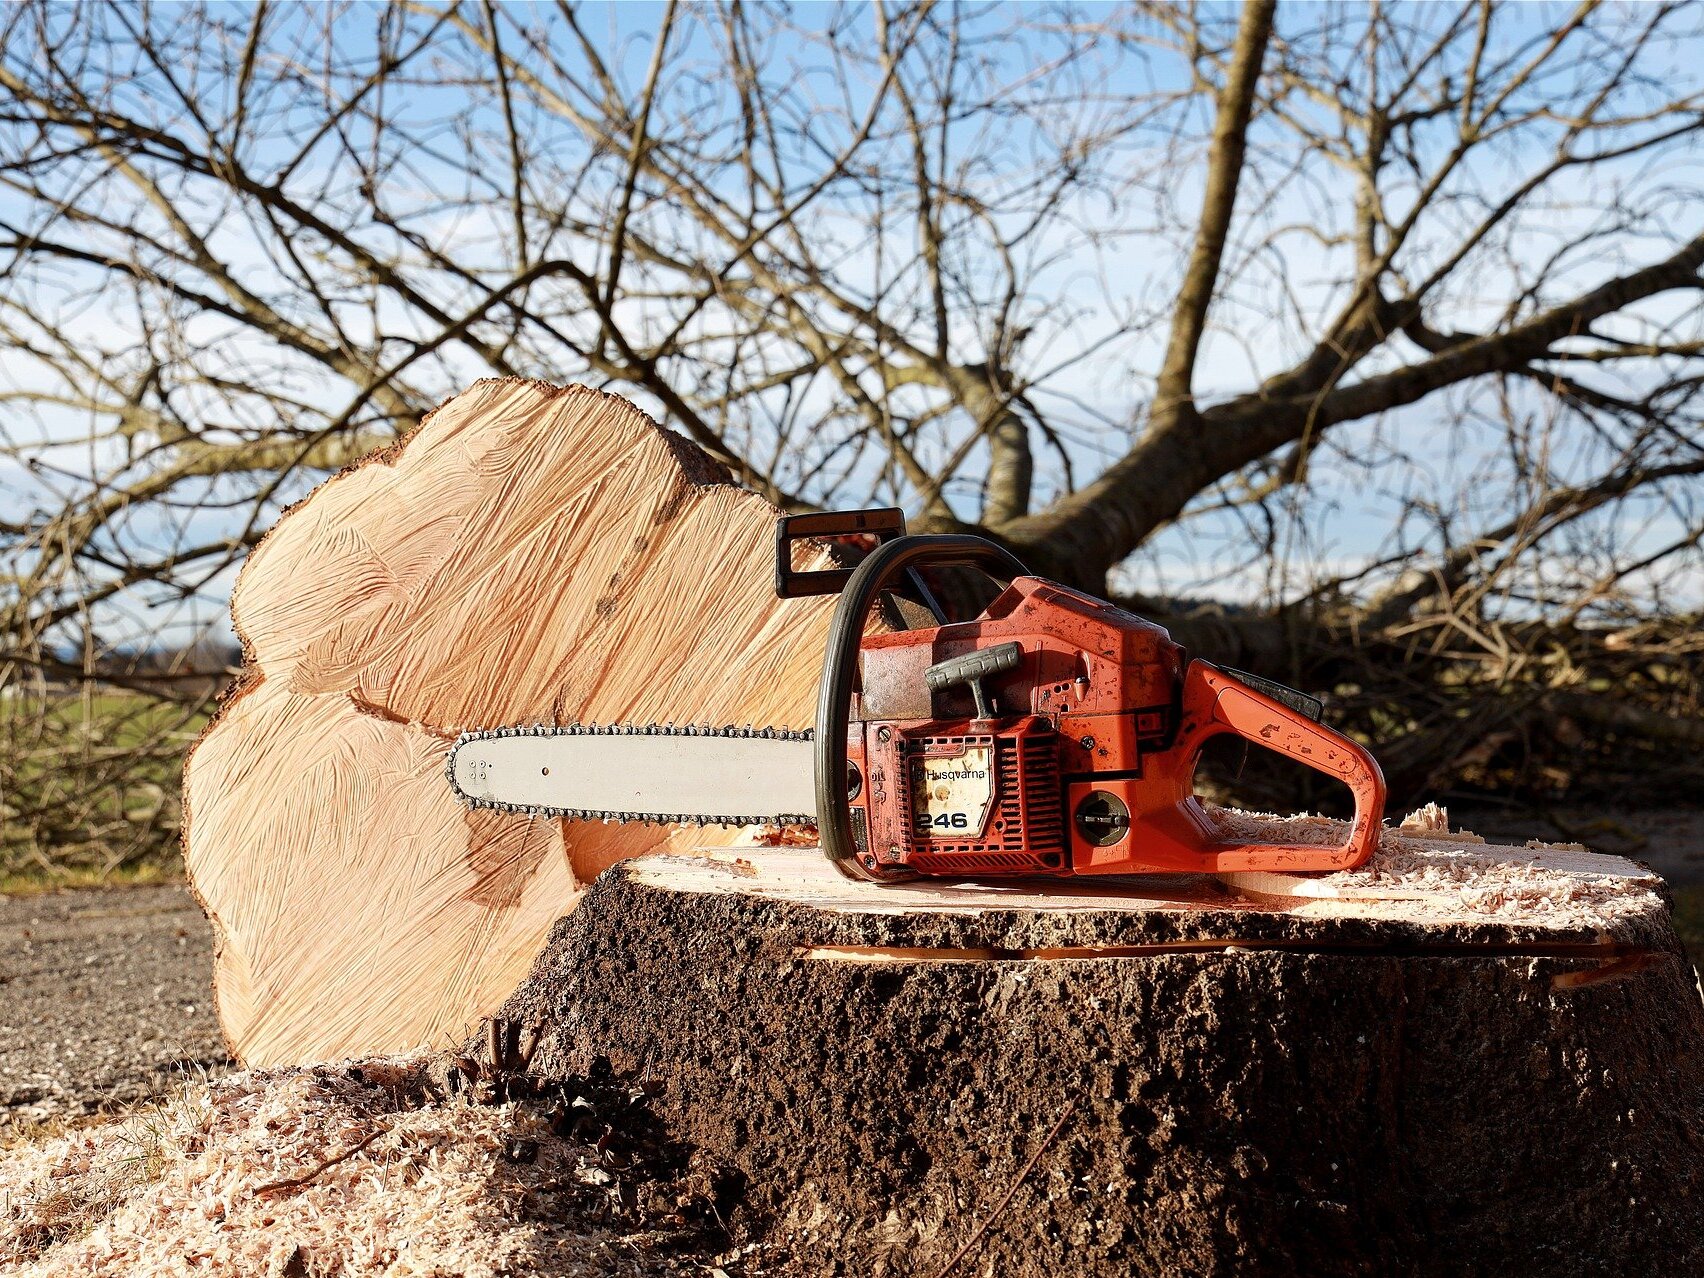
[497,831,1704,1278]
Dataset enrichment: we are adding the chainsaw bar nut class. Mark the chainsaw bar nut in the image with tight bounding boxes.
[1074,790,1131,847]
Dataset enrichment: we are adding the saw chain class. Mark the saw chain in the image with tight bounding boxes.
[445,721,816,827]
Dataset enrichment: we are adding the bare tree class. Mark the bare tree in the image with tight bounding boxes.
[2,1,1701,869]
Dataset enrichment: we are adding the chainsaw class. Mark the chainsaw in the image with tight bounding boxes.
[447,508,1386,882]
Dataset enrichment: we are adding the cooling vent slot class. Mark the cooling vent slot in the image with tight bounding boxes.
[907,851,1038,873]
[898,730,1065,867]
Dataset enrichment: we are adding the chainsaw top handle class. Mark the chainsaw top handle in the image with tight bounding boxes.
[815,533,1029,879]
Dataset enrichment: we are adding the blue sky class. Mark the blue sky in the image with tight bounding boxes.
[2,1,1701,654]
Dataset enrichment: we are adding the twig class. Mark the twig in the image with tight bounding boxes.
[251,1125,391,1196]
[929,1099,1078,1278]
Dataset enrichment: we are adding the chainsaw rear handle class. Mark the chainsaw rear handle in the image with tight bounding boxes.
[1176,661,1387,872]
[816,534,1030,880]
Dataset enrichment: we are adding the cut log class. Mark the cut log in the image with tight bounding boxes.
[496,821,1704,1278]
[183,379,851,1067]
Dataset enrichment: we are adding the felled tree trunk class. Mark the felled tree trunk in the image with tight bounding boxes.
[497,821,1704,1278]
[183,380,848,1068]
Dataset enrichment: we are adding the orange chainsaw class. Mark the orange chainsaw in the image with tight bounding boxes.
[448,508,1386,882]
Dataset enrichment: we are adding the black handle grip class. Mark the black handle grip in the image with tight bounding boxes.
[774,507,907,599]
[924,641,1021,692]
[924,641,1021,720]
[816,534,1029,880]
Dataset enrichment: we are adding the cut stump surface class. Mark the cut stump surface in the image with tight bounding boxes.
[183,379,849,1068]
[500,827,1704,1278]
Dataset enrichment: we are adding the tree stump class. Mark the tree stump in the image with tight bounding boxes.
[182,379,851,1067]
[497,820,1704,1278]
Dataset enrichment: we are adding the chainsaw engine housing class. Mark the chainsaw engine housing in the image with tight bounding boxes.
[847,577,1184,876]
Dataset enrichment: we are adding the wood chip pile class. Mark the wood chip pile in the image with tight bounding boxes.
[1,1055,746,1277]
[1212,803,1665,928]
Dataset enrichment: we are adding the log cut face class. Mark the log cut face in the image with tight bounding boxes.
[184,380,844,1067]
[499,843,1704,1278]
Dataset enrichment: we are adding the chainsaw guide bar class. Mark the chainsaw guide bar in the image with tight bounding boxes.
[446,722,817,827]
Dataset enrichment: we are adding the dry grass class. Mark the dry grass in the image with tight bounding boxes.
[1,688,208,886]
[0,860,183,898]
[0,1078,213,1264]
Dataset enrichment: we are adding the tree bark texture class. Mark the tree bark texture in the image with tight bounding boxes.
[498,841,1704,1278]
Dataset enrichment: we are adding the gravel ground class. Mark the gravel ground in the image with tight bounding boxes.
[2,806,1698,1132]
[0,886,230,1129]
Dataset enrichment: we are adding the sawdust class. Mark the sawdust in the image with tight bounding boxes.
[731,824,819,849]
[1211,803,1664,928]
[0,1055,734,1278]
